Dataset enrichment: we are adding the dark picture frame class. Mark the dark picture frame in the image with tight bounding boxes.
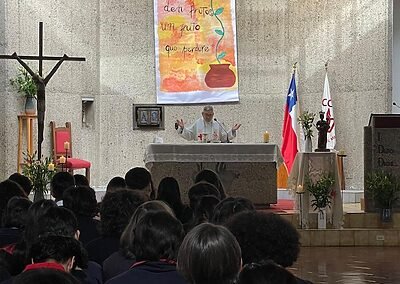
[133,104,165,129]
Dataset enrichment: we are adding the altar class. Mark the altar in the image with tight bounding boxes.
[144,143,284,204]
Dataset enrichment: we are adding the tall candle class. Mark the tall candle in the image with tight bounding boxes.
[296,184,305,193]
[59,156,66,164]
[64,141,70,150]
[263,131,270,143]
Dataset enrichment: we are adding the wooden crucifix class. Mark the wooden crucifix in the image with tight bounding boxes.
[0,22,85,159]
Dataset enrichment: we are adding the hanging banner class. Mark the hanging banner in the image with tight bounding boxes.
[154,0,239,104]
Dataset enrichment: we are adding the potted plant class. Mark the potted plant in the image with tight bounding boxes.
[22,151,55,202]
[365,170,400,222]
[298,111,316,152]
[305,173,335,229]
[10,68,37,114]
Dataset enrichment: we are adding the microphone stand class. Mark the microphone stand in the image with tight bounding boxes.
[214,118,231,143]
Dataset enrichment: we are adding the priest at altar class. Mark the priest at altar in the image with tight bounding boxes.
[175,105,241,142]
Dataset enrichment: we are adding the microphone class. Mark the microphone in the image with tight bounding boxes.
[214,118,231,143]
[393,102,400,109]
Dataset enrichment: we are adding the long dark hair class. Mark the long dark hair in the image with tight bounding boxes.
[157,177,184,215]
[133,211,184,261]
[194,169,226,199]
[177,223,241,284]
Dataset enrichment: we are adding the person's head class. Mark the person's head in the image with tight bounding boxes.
[133,211,184,262]
[28,235,84,272]
[120,200,175,258]
[124,167,155,199]
[188,181,220,210]
[225,211,300,267]
[63,186,98,217]
[50,172,75,201]
[157,177,183,213]
[23,200,58,244]
[190,195,220,229]
[100,189,146,238]
[212,197,255,224]
[195,169,226,199]
[0,179,27,226]
[36,207,79,241]
[13,268,80,284]
[106,176,126,193]
[8,173,32,196]
[2,196,32,229]
[177,223,241,284]
[202,105,214,123]
[238,261,297,284]
[73,174,89,187]
[32,207,88,269]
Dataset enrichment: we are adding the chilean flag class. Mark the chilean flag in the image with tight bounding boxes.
[281,72,299,174]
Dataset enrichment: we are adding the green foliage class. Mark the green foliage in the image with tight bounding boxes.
[365,170,400,209]
[211,1,225,64]
[214,7,224,16]
[22,151,55,195]
[10,68,37,99]
[305,173,335,211]
[217,52,226,60]
[298,111,316,139]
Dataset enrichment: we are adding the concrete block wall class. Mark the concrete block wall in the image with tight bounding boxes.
[0,0,393,190]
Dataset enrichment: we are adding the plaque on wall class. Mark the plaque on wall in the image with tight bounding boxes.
[133,104,165,129]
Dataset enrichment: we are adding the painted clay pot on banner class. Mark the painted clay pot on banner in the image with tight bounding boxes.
[205,64,236,88]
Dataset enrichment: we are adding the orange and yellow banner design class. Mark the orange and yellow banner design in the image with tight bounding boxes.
[154,0,239,104]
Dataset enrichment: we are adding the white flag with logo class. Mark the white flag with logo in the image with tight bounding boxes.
[321,72,336,149]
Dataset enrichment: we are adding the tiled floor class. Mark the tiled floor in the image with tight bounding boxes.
[290,247,400,283]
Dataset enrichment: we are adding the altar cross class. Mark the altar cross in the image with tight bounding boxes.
[0,22,85,159]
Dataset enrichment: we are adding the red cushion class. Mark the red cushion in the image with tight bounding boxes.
[64,158,91,169]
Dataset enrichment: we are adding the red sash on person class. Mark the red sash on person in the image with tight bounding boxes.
[24,262,65,272]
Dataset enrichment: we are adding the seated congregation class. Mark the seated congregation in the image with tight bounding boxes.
[0,168,312,284]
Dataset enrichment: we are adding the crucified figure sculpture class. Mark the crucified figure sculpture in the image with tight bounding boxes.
[0,22,85,161]
[12,52,68,158]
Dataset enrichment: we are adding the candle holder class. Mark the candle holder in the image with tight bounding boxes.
[65,149,68,169]
[59,155,66,172]
[63,141,70,171]
[296,187,305,229]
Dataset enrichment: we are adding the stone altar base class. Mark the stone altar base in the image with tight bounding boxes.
[150,162,277,204]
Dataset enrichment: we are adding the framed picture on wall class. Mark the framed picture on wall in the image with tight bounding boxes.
[138,109,149,125]
[150,110,160,125]
[133,105,164,129]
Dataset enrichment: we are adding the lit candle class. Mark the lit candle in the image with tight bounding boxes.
[263,131,270,143]
[59,155,66,164]
[64,141,70,150]
[296,184,304,193]
[48,162,55,171]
